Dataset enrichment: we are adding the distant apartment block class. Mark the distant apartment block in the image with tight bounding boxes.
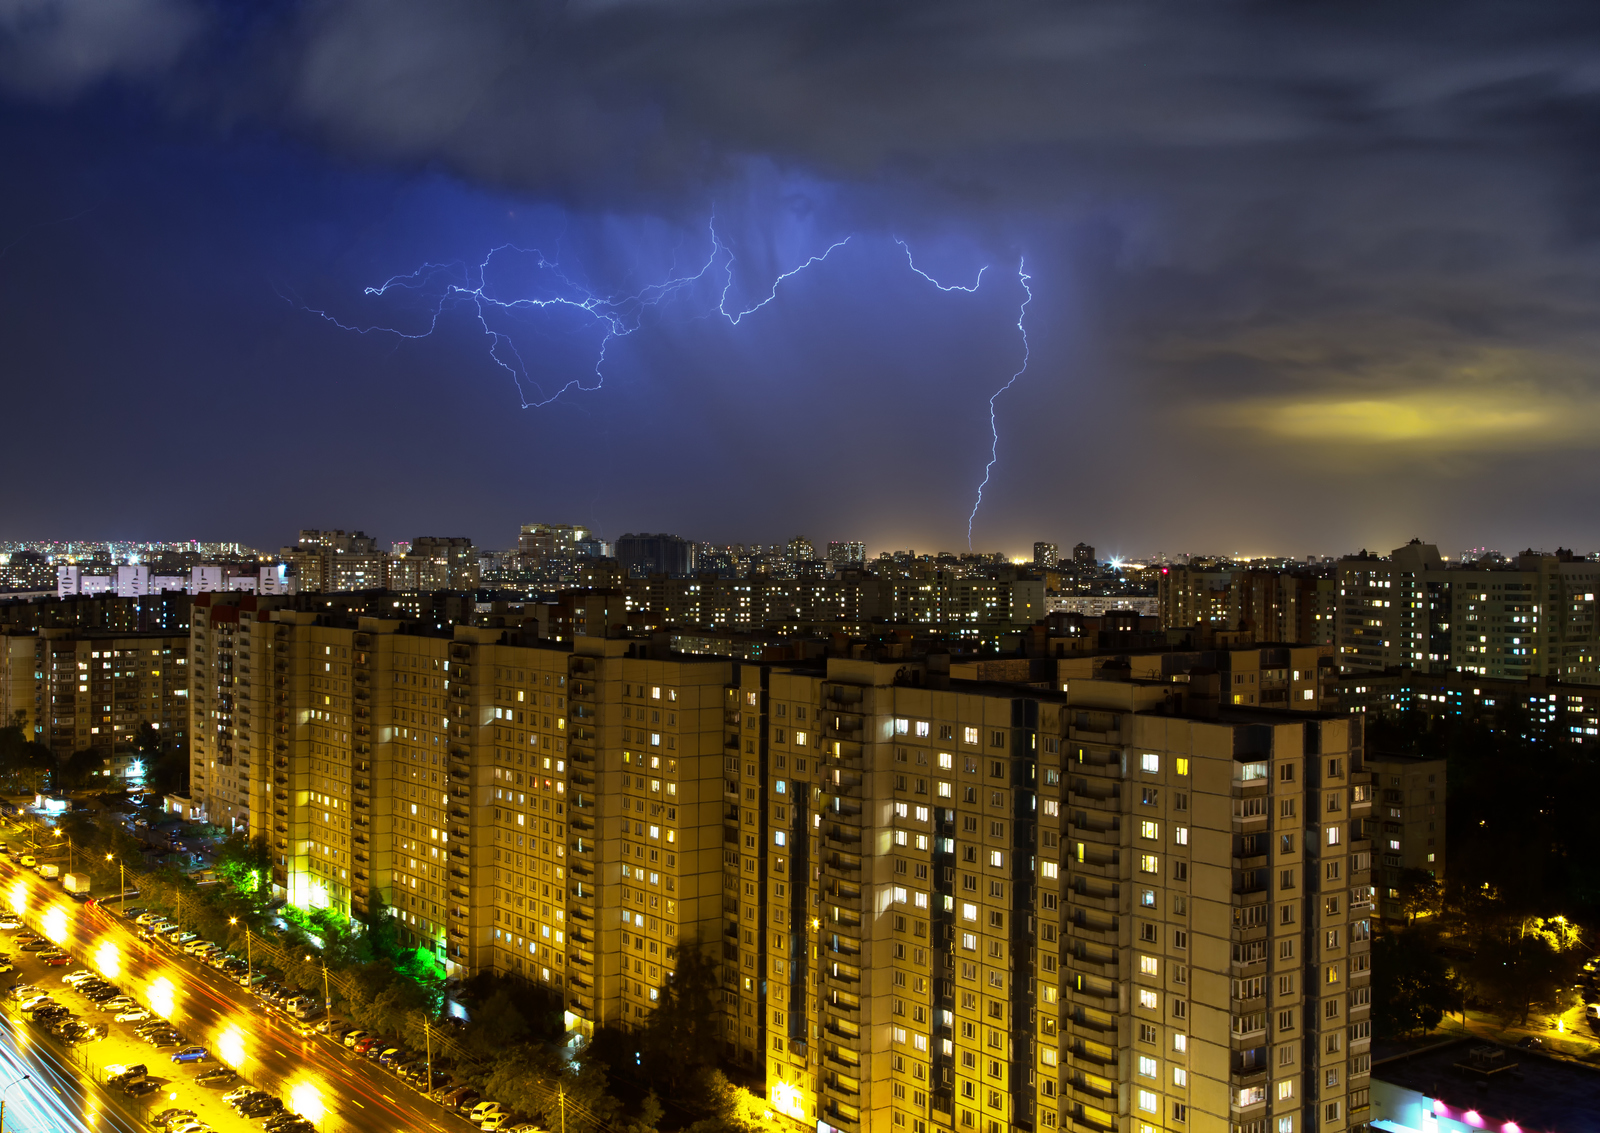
[0,627,188,757]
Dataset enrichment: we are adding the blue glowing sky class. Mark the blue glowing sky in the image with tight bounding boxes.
[2,1,1599,560]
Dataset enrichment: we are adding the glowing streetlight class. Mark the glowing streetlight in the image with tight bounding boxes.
[216,1025,245,1068]
[41,906,67,944]
[147,976,175,1019]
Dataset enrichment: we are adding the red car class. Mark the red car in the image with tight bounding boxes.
[352,1036,386,1055]
[41,954,71,967]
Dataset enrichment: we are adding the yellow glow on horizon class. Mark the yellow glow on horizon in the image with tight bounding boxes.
[1252,395,1551,443]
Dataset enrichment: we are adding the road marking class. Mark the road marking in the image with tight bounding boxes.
[350,1099,364,1108]
[382,1094,395,1103]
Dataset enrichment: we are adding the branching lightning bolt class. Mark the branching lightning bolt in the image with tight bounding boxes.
[896,238,987,292]
[299,225,1031,541]
[966,258,1033,549]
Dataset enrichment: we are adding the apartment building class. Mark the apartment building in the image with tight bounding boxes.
[210,608,1372,1133]
[747,660,1371,1133]
[1363,754,1444,923]
[1336,543,1600,682]
[0,627,188,758]
[1159,567,1336,647]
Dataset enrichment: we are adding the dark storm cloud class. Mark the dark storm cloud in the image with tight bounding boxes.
[5,0,1600,552]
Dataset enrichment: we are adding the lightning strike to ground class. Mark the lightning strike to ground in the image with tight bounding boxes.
[965,258,1033,549]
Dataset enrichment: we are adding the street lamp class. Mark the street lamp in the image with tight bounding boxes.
[53,828,71,874]
[231,918,251,987]
[106,853,126,903]
[0,1072,30,1133]
[306,954,331,1014]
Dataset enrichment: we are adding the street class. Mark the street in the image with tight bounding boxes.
[0,854,469,1133]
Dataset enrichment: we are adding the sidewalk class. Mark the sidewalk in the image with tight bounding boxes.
[1431,1005,1600,1063]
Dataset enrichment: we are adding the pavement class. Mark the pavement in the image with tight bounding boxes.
[1428,1001,1600,1064]
[0,830,491,1133]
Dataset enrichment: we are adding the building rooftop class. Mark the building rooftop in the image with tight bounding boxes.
[1373,1039,1600,1133]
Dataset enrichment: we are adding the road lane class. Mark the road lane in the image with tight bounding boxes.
[0,858,476,1133]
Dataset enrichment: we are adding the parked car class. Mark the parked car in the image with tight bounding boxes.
[479,1114,516,1133]
[194,1067,237,1086]
[124,1079,162,1098]
[171,1046,210,1064]
[41,953,71,967]
[223,1086,264,1105]
[341,1030,371,1048]
[115,1007,154,1023]
[18,939,51,952]
[106,1063,148,1087]
[150,1107,196,1128]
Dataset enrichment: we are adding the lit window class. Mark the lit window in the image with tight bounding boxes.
[1141,753,1160,773]
[1173,1067,1187,1087]
[1140,820,1158,840]
[1140,854,1159,874]
[1138,1090,1158,1113]
[1174,757,1189,776]
[895,718,909,735]
[1040,861,1058,879]
[963,726,978,745]
[1174,826,1189,845]
[1138,1055,1157,1078]
[1139,989,1158,1009]
[1277,1080,1294,1101]
[1140,955,1159,976]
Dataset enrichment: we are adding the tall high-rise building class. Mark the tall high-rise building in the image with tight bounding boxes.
[829,542,867,568]
[1364,753,1445,923]
[410,536,479,590]
[218,613,1372,1133]
[616,533,697,578]
[1073,543,1097,566]
[1034,543,1059,570]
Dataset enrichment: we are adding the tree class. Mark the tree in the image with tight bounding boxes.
[1373,930,1459,1038]
[1396,868,1443,924]
[213,833,271,899]
[1465,919,1583,1026]
[638,941,722,1080]
[58,748,107,790]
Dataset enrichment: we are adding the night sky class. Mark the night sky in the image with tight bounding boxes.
[3,1,1600,560]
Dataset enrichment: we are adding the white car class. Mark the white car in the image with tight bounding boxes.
[18,996,52,1011]
[480,1115,517,1132]
[114,1007,153,1023]
[100,996,137,1012]
[470,1102,503,1125]
[183,940,217,956]
[61,970,97,986]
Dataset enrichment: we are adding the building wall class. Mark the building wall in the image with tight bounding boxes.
[1364,755,1445,923]
[1,628,187,760]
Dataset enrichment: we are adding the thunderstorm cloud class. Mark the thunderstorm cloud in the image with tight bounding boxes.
[1,0,1599,554]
